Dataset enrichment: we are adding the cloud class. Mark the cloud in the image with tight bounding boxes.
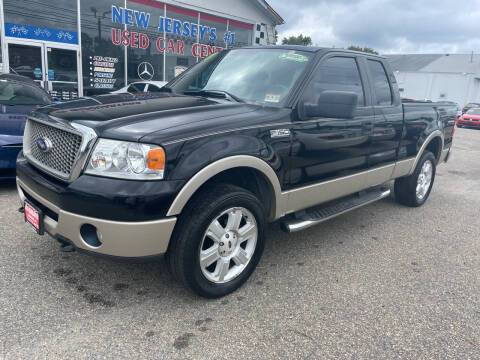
[273,0,480,53]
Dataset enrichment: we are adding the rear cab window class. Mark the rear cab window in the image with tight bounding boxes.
[367,60,393,106]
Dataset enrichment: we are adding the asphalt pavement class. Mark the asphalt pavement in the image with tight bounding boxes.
[1,128,479,359]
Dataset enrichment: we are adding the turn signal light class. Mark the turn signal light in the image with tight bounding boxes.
[148,148,165,170]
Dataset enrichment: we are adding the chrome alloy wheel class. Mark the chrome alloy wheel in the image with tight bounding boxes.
[199,207,258,284]
[416,160,433,200]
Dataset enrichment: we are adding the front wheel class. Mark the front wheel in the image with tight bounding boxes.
[167,184,266,298]
[394,151,436,207]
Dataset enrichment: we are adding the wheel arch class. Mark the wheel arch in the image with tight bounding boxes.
[425,136,443,164]
[408,130,444,175]
[166,156,283,221]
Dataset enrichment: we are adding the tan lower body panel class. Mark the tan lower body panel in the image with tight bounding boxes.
[281,145,451,217]
[391,158,416,179]
[17,179,177,258]
[282,163,396,215]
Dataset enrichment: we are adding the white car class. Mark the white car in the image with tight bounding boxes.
[111,81,168,94]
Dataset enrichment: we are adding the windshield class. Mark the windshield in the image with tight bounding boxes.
[466,108,480,115]
[0,81,51,106]
[170,49,313,105]
[466,103,480,107]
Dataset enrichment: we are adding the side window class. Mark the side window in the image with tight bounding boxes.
[127,83,146,93]
[147,85,161,92]
[367,60,393,106]
[305,56,365,106]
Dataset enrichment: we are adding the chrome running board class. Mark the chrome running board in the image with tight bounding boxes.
[281,187,391,233]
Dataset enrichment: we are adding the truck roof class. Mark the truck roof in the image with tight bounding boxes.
[240,45,385,59]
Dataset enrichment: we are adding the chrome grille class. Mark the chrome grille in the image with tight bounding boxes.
[25,119,83,179]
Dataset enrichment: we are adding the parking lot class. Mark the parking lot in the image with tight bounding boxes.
[0,128,479,359]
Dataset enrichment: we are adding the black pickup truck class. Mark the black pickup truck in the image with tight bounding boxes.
[16,46,456,298]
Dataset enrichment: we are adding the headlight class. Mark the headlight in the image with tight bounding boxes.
[85,139,165,180]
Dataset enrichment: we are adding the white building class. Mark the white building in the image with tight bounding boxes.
[385,54,480,106]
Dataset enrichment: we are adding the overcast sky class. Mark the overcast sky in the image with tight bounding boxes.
[273,0,480,54]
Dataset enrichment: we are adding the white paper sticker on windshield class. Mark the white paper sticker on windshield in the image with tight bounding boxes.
[265,94,281,103]
[279,53,309,62]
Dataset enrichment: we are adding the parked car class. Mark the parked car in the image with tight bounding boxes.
[457,108,480,129]
[110,81,167,94]
[16,46,456,298]
[0,74,52,179]
[462,102,480,114]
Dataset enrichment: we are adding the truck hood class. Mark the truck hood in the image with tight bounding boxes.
[31,93,265,143]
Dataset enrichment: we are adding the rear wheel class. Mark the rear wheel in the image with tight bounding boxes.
[394,151,436,207]
[167,184,266,298]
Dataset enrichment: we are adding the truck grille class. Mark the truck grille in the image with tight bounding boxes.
[25,118,83,179]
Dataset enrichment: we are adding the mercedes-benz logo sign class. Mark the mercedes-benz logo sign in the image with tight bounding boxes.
[36,137,53,153]
[137,62,154,81]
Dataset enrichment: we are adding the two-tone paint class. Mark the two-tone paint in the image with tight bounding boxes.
[16,46,456,258]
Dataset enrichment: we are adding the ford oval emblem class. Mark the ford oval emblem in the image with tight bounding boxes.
[36,137,53,153]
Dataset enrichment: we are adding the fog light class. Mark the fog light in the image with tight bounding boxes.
[80,224,103,248]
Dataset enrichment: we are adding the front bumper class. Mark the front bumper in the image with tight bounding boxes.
[17,178,177,258]
[16,153,185,222]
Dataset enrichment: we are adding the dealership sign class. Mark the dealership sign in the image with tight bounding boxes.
[111,5,234,58]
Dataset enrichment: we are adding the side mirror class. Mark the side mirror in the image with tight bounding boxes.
[301,91,358,119]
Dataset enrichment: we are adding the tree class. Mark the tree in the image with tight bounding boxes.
[274,30,278,45]
[282,34,312,46]
[347,45,379,55]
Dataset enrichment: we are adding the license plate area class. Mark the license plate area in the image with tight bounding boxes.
[24,200,44,235]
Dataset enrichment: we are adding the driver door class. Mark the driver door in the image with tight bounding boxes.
[289,55,374,188]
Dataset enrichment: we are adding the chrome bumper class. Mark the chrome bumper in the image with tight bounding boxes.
[16,178,177,258]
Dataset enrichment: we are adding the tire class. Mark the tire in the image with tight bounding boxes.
[394,151,436,207]
[166,184,266,298]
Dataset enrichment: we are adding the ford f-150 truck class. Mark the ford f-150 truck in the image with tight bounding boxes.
[16,46,456,298]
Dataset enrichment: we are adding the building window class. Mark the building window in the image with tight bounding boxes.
[199,13,228,50]
[126,0,165,85]
[165,5,199,82]
[4,0,78,32]
[81,0,126,95]
[229,20,254,48]
[177,57,189,67]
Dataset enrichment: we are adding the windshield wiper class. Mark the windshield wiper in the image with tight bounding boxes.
[183,90,244,103]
